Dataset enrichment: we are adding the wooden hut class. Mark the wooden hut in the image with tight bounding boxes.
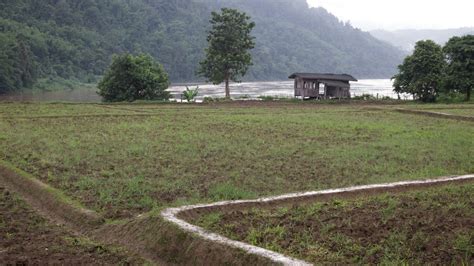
[289,73,358,99]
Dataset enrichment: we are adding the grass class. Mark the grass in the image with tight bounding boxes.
[401,103,474,114]
[0,102,473,219]
[427,108,474,116]
[400,102,474,117]
[0,103,133,117]
[193,183,474,264]
[0,160,88,212]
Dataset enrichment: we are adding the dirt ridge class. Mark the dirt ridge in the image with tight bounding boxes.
[162,175,474,266]
[0,161,274,265]
[0,160,103,232]
[394,108,474,122]
[2,159,473,265]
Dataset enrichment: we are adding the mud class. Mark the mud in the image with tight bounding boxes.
[0,161,274,265]
[0,161,103,232]
[164,175,474,265]
[2,156,473,265]
[0,187,144,265]
[205,183,474,264]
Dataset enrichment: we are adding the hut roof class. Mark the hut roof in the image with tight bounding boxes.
[288,73,358,82]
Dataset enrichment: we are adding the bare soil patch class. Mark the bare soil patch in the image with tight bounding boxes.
[191,182,474,264]
[0,186,144,265]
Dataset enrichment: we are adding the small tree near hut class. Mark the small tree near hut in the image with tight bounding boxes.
[198,8,256,99]
[98,53,170,102]
[392,40,445,102]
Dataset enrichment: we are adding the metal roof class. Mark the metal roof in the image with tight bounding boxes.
[288,73,358,82]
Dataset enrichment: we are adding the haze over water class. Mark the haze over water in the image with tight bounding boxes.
[0,79,401,103]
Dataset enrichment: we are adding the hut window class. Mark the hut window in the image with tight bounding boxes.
[319,83,325,94]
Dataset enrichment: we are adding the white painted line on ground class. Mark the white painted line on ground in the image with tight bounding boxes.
[161,175,474,265]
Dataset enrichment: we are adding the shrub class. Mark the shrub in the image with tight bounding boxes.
[183,86,199,102]
[437,92,467,103]
[352,94,376,100]
[202,97,232,103]
[98,53,170,102]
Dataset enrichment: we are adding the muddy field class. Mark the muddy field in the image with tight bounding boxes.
[193,182,474,264]
[0,101,473,264]
[0,186,144,265]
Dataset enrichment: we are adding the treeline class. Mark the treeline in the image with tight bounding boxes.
[393,35,474,102]
[0,0,208,92]
[0,0,405,93]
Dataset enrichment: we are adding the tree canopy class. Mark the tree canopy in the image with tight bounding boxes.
[0,0,404,93]
[443,35,474,101]
[199,8,255,98]
[98,54,170,102]
[392,40,446,102]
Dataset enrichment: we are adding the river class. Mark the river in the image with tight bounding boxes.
[0,79,405,103]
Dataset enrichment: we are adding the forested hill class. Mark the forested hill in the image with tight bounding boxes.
[0,0,404,93]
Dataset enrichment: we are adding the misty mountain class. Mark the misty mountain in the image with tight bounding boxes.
[0,0,404,92]
[370,28,474,52]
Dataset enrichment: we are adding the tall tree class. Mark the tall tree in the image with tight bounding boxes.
[443,35,474,101]
[392,40,445,102]
[198,8,255,98]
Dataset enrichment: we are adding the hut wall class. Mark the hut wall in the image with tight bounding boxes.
[295,78,321,98]
[326,87,350,98]
[293,78,351,99]
[291,74,354,99]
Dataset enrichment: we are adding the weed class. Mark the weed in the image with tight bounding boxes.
[198,213,222,228]
[454,232,473,263]
[381,196,399,223]
[246,228,262,246]
[208,182,255,201]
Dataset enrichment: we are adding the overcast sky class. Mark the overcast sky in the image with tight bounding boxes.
[307,0,474,31]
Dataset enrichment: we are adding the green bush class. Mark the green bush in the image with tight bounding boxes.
[352,94,376,100]
[437,92,468,103]
[258,96,276,101]
[183,86,199,102]
[202,97,232,103]
[97,54,170,102]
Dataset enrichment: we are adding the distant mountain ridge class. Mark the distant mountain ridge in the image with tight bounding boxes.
[0,0,404,92]
[370,28,474,52]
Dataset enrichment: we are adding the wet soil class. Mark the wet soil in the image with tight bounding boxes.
[193,182,474,264]
[0,186,144,265]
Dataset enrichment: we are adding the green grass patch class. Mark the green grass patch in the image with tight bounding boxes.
[0,102,472,219]
[0,102,134,117]
[428,108,474,116]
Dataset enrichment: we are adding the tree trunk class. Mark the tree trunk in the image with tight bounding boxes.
[225,74,230,99]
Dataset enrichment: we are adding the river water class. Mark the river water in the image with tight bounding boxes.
[0,79,404,103]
